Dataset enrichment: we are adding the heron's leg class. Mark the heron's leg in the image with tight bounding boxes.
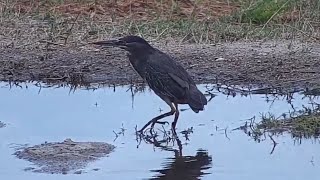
[171,103,180,135]
[138,102,176,133]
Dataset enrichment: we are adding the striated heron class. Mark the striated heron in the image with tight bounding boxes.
[92,35,207,133]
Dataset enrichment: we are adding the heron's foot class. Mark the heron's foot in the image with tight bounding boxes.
[150,120,169,132]
[137,128,145,135]
[155,121,169,125]
[137,120,169,134]
[151,120,169,128]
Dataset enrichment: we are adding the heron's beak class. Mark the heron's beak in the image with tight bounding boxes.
[90,39,125,47]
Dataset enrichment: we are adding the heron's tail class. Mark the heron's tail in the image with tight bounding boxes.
[187,85,208,113]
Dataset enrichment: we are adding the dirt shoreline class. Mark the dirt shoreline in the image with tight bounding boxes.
[1,40,320,91]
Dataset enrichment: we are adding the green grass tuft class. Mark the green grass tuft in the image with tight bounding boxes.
[239,0,291,24]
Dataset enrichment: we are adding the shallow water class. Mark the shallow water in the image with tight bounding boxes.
[0,83,319,180]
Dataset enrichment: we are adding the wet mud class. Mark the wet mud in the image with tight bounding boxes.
[1,40,320,91]
[13,138,115,174]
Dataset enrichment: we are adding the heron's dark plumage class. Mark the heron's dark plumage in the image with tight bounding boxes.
[92,35,207,132]
[144,50,207,112]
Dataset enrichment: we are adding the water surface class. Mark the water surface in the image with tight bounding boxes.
[0,83,319,180]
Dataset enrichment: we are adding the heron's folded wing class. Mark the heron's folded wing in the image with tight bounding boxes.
[145,64,186,100]
[168,72,190,89]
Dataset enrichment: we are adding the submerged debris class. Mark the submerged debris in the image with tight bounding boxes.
[14,138,115,174]
[0,121,6,128]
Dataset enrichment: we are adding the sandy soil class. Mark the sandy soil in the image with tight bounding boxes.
[1,40,320,92]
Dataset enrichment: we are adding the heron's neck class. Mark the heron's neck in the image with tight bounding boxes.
[127,49,153,78]
[128,47,154,60]
[128,52,148,65]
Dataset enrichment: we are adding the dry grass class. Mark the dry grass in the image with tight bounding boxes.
[0,0,319,51]
[1,0,237,21]
[0,0,238,50]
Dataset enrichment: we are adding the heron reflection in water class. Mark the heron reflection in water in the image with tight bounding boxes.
[137,130,213,180]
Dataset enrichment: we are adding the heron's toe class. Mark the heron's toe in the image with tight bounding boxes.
[156,121,169,125]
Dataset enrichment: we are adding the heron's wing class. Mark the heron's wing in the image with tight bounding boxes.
[145,64,186,100]
[168,72,189,89]
[145,52,194,100]
[149,51,195,82]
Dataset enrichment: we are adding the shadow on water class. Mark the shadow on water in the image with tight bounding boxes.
[1,81,320,179]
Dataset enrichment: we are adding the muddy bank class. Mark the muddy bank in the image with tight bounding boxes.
[1,40,320,90]
[13,138,115,174]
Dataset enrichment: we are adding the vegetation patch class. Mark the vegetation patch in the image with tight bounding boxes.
[237,104,320,140]
[236,0,291,24]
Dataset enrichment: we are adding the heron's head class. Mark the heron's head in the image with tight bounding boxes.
[91,35,154,54]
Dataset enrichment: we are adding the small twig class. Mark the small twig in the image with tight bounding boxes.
[224,127,230,141]
[310,156,315,166]
[64,12,81,45]
[113,130,119,142]
[155,26,169,41]
[269,134,278,155]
